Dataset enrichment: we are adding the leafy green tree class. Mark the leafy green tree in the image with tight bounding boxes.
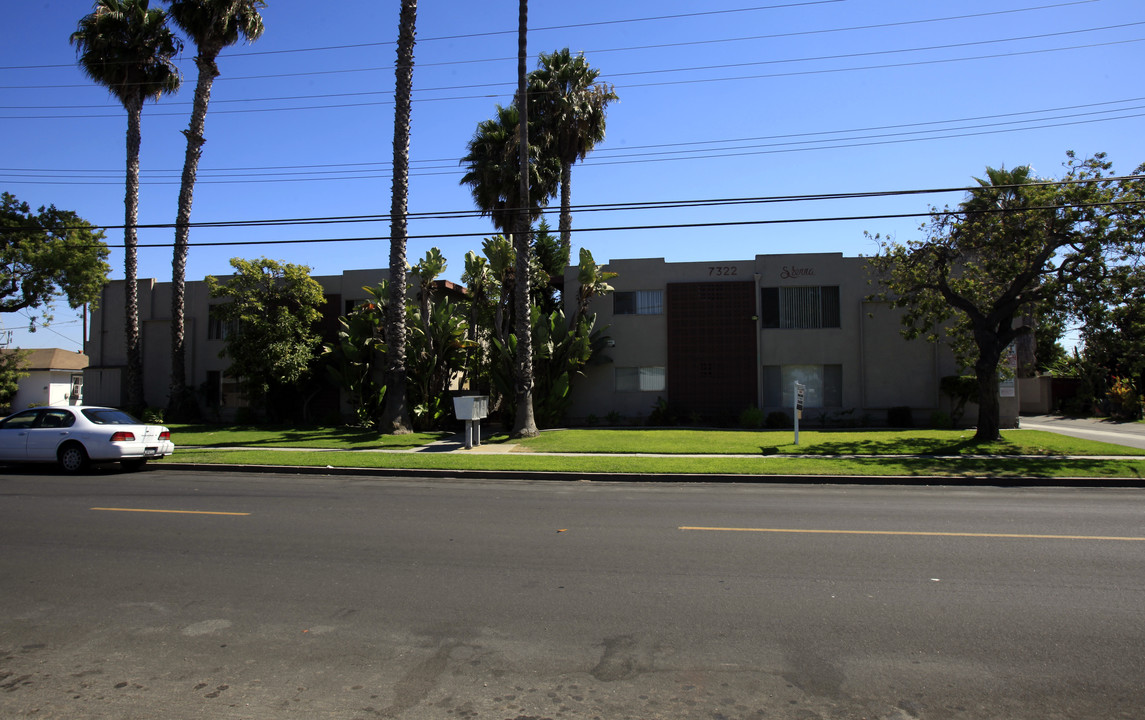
[206,257,325,420]
[869,153,1137,440]
[70,0,181,410]
[527,48,617,257]
[381,0,418,436]
[165,0,266,418]
[0,193,111,326]
[0,349,30,411]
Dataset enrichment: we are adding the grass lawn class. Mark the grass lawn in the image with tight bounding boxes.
[509,428,1145,457]
[161,447,1145,479]
[158,425,1145,479]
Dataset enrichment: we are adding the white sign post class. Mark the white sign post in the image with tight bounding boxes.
[793,381,805,446]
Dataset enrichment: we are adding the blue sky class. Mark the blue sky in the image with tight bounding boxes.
[2,0,1143,352]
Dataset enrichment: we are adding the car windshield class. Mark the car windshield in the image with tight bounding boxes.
[81,408,142,425]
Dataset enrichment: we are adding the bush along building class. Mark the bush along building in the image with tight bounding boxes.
[560,252,1024,429]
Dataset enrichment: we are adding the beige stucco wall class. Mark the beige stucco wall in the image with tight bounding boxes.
[85,268,395,411]
[565,252,1017,428]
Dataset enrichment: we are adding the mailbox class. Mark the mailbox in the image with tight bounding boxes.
[453,395,489,421]
[453,395,489,449]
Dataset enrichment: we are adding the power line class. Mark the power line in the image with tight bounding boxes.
[3,105,1139,187]
[1,0,1093,72]
[88,200,1139,250]
[6,176,1138,234]
[5,96,1140,177]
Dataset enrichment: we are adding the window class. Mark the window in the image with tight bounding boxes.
[207,306,238,340]
[760,286,840,328]
[763,364,843,408]
[614,290,663,315]
[616,366,666,392]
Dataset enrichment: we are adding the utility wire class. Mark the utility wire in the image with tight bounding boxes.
[1,0,1093,72]
[81,200,1140,250]
[5,97,1140,177]
[6,177,1139,234]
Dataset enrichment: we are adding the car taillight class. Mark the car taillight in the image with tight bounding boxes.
[159,430,170,441]
[110,431,135,442]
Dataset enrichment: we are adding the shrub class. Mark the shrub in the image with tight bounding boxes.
[1108,377,1143,421]
[888,406,913,427]
[739,406,764,429]
[586,414,599,426]
[929,410,953,429]
[765,410,792,429]
[606,410,622,426]
[142,408,165,424]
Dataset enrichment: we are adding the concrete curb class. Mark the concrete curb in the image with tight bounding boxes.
[157,462,1145,488]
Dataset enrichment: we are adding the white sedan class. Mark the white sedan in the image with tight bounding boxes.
[0,406,174,473]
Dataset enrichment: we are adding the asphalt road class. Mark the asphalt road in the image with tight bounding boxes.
[2,469,1144,720]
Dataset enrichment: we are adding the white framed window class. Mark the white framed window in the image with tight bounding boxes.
[614,290,663,315]
[616,366,666,392]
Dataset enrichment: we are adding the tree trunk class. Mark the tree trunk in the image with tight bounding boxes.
[511,0,538,438]
[973,332,1003,441]
[558,160,572,261]
[169,52,219,420]
[124,97,144,412]
[380,0,417,434]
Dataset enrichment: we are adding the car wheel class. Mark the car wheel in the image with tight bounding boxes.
[121,458,148,472]
[57,443,89,474]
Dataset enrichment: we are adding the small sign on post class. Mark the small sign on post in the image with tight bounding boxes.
[793,381,805,446]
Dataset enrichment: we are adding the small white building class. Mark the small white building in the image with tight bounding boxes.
[1,348,88,411]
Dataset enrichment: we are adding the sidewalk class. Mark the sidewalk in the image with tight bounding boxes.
[1022,414,1145,451]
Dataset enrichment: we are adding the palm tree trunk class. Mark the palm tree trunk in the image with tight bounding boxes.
[559,160,572,260]
[169,52,219,420]
[511,0,538,438]
[124,97,144,411]
[380,0,417,434]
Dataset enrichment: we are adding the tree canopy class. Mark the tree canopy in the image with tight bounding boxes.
[868,152,1142,440]
[206,257,325,416]
[0,192,110,329]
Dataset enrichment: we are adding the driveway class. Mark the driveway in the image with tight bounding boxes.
[1022,414,1145,450]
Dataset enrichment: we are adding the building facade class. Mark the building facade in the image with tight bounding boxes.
[562,253,1019,427]
[1,348,87,412]
[84,253,1020,427]
[84,268,395,415]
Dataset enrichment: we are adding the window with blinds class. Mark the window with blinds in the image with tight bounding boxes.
[615,366,666,392]
[614,290,664,315]
[760,286,840,328]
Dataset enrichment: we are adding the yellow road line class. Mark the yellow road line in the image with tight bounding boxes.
[678,527,1145,542]
[92,507,250,517]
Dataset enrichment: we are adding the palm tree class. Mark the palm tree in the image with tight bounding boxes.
[512,0,537,437]
[528,48,617,259]
[380,0,417,434]
[71,0,181,412]
[459,104,558,236]
[164,0,265,419]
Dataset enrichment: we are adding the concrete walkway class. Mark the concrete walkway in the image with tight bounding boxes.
[1022,414,1145,451]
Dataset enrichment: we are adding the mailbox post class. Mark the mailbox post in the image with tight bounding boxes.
[452,395,489,450]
